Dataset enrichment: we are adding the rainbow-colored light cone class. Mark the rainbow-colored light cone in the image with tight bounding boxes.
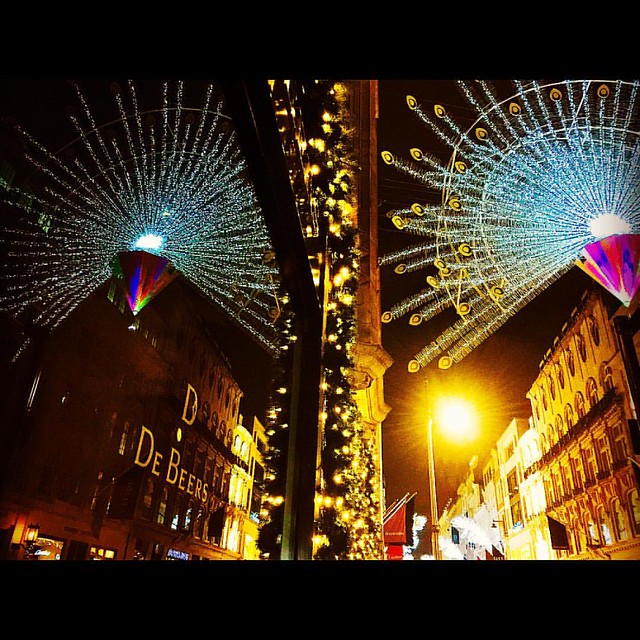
[576,234,640,307]
[114,250,177,315]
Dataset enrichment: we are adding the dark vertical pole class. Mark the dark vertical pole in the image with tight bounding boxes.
[220,81,323,560]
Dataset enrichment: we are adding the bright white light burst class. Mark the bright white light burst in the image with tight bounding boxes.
[381,79,640,372]
[1,80,281,356]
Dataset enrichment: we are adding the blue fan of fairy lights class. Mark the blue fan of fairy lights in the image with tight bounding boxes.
[0,80,281,358]
[380,79,640,373]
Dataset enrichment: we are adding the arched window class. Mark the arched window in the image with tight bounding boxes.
[566,347,575,377]
[588,315,600,346]
[597,506,613,545]
[586,514,599,546]
[557,363,565,389]
[564,403,575,431]
[549,375,556,400]
[555,414,564,441]
[576,332,587,362]
[575,391,586,419]
[541,386,548,411]
[612,499,628,541]
[586,377,599,408]
[601,364,614,392]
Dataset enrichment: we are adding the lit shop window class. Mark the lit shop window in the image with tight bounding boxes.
[31,536,64,560]
[90,546,117,560]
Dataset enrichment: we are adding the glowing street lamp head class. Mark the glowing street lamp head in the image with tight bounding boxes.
[432,397,478,441]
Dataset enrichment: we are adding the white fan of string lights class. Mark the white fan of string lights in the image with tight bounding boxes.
[1,80,281,359]
[380,79,640,372]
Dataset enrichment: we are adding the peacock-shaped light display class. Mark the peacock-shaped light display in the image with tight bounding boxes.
[0,80,281,358]
[380,79,640,373]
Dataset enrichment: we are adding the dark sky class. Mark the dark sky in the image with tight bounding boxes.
[376,80,596,517]
[0,78,604,523]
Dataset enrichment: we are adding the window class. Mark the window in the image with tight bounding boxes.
[563,403,574,431]
[549,375,556,400]
[601,364,614,392]
[576,332,587,362]
[575,392,586,419]
[557,363,565,389]
[588,315,600,345]
[597,507,612,545]
[612,500,628,541]
[566,348,575,376]
[541,386,548,411]
[555,414,564,441]
[157,488,169,525]
[118,421,130,455]
[586,377,599,408]
[142,478,155,518]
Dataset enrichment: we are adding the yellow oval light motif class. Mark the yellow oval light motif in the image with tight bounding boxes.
[454,160,467,173]
[434,258,446,270]
[438,355,453,370]
[381,150,394,165]
[458,243,472,256]
[490,285,504,298]
[409,314,422,326]
[406,95,418,110]
[508,102,522,115]
[394,263,407,274]
[550,87,562,101]
[408,359,421,373]
[391,214,405,229]
[597,84,610,98]
[448,196,461,210]
[410,148,423,161]
[475,127,488,140]
[434,104,447,118]
[457,302,471,316]
[411,203,425,216]
[426,275,440,288]
[381,311,392,323]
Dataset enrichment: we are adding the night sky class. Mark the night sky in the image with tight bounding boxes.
[0,77,610,524]
[376,80,597,517]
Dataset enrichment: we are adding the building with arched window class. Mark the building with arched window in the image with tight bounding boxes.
[525,288,640,559]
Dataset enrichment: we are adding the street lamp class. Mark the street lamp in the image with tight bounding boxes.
[426,396,477,561]
[426,411,440,560]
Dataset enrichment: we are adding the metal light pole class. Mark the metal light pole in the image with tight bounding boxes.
[426,412,440,560]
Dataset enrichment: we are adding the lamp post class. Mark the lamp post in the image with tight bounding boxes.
[426,412,440,560]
